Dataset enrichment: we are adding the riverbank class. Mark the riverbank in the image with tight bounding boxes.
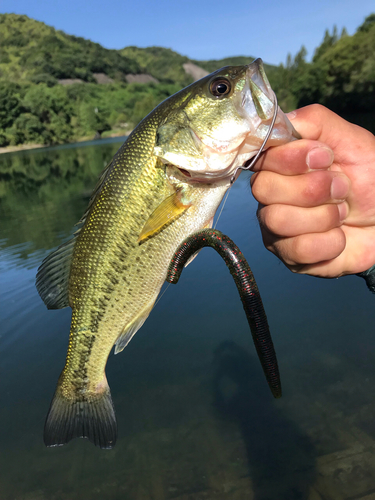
[0,129,132,155]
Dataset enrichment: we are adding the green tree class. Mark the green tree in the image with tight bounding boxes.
[0,82,24,130]
[357,13,375,32]
[9,113,44,144]
[340,27,348,38]
[78,102,110,135]
[313,28,338,62]
[130,94,159,126]
[15,84,74,144]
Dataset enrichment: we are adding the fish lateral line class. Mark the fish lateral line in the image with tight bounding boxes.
[166,228,282,399]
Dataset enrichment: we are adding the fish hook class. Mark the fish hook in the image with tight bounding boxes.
[230,92,278,184]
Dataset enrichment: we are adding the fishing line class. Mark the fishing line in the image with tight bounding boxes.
[158,183,233,303]
[158,95,278,304]
[154,282,171,307]
[214,93,278,228]
[230,92,278,184]
[213,184,232,229]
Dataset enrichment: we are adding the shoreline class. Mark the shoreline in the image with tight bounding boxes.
[0,130,132,155]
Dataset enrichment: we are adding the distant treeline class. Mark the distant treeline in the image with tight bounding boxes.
[0,13,374,148]
[0,79,181,147]
[270,14,375,114]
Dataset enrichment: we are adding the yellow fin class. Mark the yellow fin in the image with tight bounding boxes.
[138,189,191,244]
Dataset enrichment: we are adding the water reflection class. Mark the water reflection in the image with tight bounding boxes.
[0,136,125,255]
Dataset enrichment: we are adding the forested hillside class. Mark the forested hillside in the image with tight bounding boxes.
[120,46,192,86]
[0,12,374,149]
[272,14,375,113]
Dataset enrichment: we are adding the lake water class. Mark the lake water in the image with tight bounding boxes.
[1,133,375,500]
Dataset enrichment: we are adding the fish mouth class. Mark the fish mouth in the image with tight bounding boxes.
[239,58,275,131]
[240,58,301,142]
[154,58,301,184]
[246,58,274,118]
[181,60,276,180]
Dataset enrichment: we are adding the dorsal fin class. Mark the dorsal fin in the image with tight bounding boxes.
[36,157,115,310]
[77,158,114,227]
[36,236,77,309]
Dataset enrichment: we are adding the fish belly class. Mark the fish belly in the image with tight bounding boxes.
[65,178,230,390]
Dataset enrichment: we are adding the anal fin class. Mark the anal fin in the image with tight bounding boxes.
[114,302,155,354]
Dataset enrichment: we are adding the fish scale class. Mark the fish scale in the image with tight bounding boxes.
[36,58,299,448]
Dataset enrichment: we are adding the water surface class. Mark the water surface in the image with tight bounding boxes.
[1,134,375,500]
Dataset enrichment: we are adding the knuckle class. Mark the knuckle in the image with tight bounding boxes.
[260,231,275,253]
[271,238,297,266]
[256,205,265,226]
[290,236,310,262]
[251,172,269,202]
[262,205,284,234]
[307,103,328,118]
[357,126,375,145]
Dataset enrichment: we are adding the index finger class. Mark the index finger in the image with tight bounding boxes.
[254,138,334,175]
[285,104,353,142]
[288,104,375,168]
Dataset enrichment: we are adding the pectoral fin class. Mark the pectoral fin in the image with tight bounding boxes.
[138,190,191,244]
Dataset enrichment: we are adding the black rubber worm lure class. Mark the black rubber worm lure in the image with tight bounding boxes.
[166,228,282,398]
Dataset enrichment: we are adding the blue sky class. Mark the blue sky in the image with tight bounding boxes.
[1,0,374,65]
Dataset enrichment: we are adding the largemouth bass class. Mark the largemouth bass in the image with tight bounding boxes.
[36,58,299,449]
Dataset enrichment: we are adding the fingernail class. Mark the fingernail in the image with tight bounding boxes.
[338,201,349,221]
[331,176,350,201]
[306,146,334,170]
[286,111,297,120]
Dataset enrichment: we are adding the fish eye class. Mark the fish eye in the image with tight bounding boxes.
[209,78,231,97]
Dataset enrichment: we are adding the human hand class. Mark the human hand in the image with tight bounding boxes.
[251,104,375,278]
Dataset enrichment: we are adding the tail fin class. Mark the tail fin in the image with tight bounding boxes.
[44,386,117,449]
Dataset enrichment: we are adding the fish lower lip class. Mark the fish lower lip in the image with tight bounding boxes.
[172,165,231,184]
[177,169,209,183]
